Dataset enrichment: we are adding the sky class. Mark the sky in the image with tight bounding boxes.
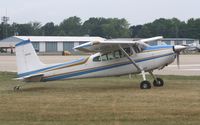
[0,0,199,25]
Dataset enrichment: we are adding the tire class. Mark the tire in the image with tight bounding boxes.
[153,78,164,87]
[140,81,151,89]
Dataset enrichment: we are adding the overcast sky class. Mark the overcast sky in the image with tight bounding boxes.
[0,0,199,25]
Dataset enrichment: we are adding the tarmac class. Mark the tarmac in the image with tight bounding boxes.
[0,55,200,76]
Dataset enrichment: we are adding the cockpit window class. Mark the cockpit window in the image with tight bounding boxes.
[124,47,130,54]
[132,45,142,53]
[93,56,101,62]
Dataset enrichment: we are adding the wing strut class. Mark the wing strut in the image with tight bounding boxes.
[118,44,146,80]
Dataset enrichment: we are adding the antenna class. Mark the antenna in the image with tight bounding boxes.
[1,9,10,38]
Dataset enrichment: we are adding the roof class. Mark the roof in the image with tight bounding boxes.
[0,36,105,47]
[0,37,22,47]
[162,38,199,41]
[110,38,199,41]
[14,36,105,42]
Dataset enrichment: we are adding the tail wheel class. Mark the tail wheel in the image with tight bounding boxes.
[13,86,21,91]
[153,78,164,87]
[140,81,151,89]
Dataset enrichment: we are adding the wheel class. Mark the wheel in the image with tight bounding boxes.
[153,78,164,87]
[140,81,151,89]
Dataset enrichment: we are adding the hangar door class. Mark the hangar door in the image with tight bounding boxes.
[63,42,74,52]
[46,42,57,52]
[32,42,40,52]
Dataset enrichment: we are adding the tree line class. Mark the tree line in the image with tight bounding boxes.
[0,16,200,40]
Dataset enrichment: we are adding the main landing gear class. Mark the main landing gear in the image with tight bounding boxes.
[140,71,164,89]
[140,81,151,89]
[118,44,164,90]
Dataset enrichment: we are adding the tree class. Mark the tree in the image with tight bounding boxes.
[82,18,130,38]
[0,17,200,40]
[59,16,82,36]
[0,23,3,39]
[129,18,188,38]
[14,23,33,36]
[82,17,103,36]
[186,18,200,39]
[31,22,42,35]
[41,22,57,36]
[137,25,152,38]
[129,25,143,38]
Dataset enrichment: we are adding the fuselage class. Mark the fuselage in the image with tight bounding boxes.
[17,45,176,82]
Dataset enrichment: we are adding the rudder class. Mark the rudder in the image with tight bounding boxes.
[15,40,45,76]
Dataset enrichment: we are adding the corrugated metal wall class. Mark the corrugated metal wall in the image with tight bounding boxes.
[46,42,57,52]
[63,42,74,52]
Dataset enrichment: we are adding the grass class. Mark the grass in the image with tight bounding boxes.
[0,72,200,125]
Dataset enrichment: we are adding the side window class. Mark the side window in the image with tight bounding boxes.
[114,50,121,58]
[93,48,134,62]
[107,53,114,60]
[132,45,141,53]
[124,47,132,56]
[101,54,108,61]
[93,56,101,62]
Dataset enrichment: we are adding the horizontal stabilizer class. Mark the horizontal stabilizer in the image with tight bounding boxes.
[16,74,44,82]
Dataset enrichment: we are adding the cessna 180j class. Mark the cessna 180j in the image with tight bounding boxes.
[14,36,186,90]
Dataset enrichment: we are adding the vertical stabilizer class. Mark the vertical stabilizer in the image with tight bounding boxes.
[15,40,45,76]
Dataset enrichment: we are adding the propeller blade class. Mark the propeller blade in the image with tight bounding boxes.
[176,52,180,69]
[173,45,186,69]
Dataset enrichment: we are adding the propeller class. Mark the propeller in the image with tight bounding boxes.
[176,51,180,69]
[173,45,186,69]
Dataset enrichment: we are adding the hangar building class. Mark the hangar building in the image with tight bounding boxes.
[0,36,199,54]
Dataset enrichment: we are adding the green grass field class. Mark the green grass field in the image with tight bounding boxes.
[0,72,200,125]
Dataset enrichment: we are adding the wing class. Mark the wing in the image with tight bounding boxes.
[74,36,163,53]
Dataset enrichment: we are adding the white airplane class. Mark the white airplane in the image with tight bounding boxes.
[14,36,186,90]
[183,42,200,54]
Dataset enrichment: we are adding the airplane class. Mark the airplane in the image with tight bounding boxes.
[14,36,186,91]
[183,42,200,54]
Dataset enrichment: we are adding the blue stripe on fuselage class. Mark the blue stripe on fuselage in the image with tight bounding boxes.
[18,58,85,77]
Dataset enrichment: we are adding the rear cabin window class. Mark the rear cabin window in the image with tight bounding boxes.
[107,53,115,60]
[101,54,108,61]
[114,50,121,58]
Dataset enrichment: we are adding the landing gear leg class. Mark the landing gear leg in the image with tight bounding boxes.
[13,85,22,91]
[118,44,151,89]
[140,71,151,89]
[149,71,164,87]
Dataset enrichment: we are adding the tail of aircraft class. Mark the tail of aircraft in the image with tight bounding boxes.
[15,40,45,76]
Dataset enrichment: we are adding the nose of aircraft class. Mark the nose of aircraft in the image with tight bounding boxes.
[173,45,186,69]
[173,45,187,52]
